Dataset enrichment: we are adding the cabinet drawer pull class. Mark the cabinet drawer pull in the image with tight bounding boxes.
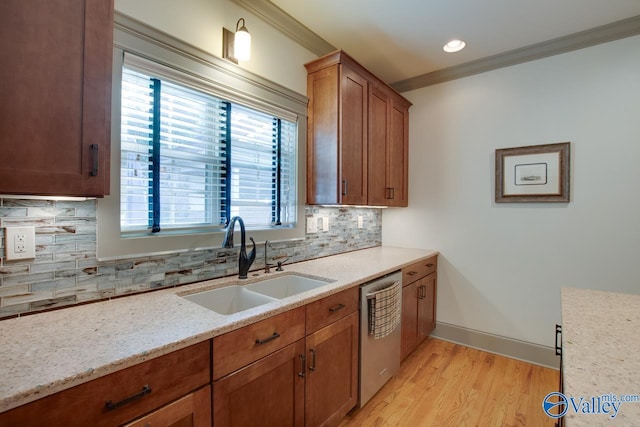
[298,353,306,377]
[255,331,280,345]
[309,348,317,372]
[342,179,348,196]
[386,187,395,199]
[407,271,418,276]
[90,144,99,176]
[105,385,152,411]
[329,303,345,313]
[426,263,434,268]
[418,285,426,299]
[256,332,280,345]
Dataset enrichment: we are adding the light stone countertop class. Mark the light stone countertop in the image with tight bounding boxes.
[0,245,437,413]
[561,287,640,426]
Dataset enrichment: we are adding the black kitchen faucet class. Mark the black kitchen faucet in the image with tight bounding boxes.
[221,216,256,279]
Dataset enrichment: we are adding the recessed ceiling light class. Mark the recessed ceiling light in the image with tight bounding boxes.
[443,39,466,53]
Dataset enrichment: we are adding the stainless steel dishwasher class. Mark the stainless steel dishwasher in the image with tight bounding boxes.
[359,270,402,406]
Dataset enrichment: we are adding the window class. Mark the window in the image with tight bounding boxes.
[119,64,297,236]
[97,20,307,261]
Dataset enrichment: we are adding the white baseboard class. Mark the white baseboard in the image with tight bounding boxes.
[431,321,559,370]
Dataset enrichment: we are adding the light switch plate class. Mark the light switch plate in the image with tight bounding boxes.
[306,217,318,233]
[4,226,36,260]
[322,217,330,232]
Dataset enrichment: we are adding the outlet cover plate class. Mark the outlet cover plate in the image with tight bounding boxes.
[4,226,36,260]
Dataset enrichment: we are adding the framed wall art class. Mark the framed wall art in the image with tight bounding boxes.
[495,142,570,203]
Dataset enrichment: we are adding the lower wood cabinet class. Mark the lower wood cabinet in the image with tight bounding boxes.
[213,287,359,427]
[1,261,438,426]
[213,340,305,427]
[0,341,211,427]
[401,257,438,360]
[125,385,211,427]
[305,311,359,427]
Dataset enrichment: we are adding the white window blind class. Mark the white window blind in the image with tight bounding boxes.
[229,105,296,227]
[120,59,297,235]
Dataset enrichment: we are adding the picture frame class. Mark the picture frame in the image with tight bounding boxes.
[495,142,570,203]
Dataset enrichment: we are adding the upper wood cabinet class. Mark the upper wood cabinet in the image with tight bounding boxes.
[305,50,411,206]
[387,96,411,207]
[0,0,113,197]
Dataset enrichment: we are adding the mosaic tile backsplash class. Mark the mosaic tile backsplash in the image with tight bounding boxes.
[0,198,381,318]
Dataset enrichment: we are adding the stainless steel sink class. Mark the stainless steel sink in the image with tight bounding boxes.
[244,274,330,299]
[182,285,277,315]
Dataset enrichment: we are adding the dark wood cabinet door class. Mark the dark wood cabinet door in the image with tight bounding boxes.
[367,84,390,206]
[305,311,359,427]
[306,63,368,205]
[339,65,368,205]
[387,99,410,207]
[125,385,211,427]
[402,273,437,360]
[213,339,305,427]
[306,65,340,204]
[418,273,437,339]
[367,85,409,207]
[0,0,113,196]
[401,281,419,360]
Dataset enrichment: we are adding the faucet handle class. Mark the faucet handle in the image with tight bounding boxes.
[275,257,290,271]
[264,262,274,273]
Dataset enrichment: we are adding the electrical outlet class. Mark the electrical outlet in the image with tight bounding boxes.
[4,226,36,260]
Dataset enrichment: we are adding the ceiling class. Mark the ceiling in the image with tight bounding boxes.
[268,0,640,85]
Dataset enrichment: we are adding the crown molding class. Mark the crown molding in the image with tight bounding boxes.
[228,2,640,93]
[231,0,336,56]
[391,14,640,93]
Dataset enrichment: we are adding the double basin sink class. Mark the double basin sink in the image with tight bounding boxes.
[182,274,331,315]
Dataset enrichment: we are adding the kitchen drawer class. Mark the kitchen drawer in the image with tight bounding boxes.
[402,256,437,285]
[124,384,211,427]
[0,340,211,427]
[306,287,359,334]
[213,306,305,380]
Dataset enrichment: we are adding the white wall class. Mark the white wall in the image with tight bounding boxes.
[114,0,316,93]
[383,35,640,348]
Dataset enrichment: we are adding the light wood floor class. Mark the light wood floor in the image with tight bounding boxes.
[339,338,559,427]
